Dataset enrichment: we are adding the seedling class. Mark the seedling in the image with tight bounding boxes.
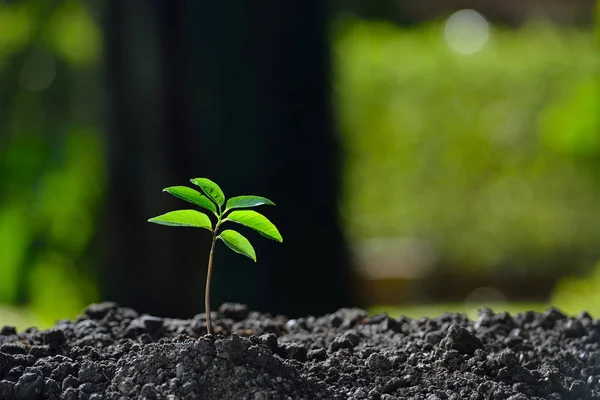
[148,177,282,334]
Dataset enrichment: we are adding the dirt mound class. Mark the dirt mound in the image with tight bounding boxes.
[0,302,598,399]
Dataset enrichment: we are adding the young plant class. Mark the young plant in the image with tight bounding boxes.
[147,177,282,335]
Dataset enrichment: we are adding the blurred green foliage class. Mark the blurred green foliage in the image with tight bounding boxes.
[0,0,103,327]
[547,1,600,317]
[336,18,599,275]
[1,0,600,327]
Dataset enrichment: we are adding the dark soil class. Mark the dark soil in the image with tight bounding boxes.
[0,302,599,399]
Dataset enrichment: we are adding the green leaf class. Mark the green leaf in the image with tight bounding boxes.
[163,186,217,214]
[148,210,212,230]
[225,195,275,211]
[190,178,225,207]
[218,229,256,261]
[225,210,283,242]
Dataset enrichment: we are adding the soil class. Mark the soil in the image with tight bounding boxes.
[0,302,598,399]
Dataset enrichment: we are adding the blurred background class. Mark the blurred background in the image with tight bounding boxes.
[0,0,599,329]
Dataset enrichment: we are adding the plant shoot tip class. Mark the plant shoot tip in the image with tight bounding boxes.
[149,176,281,335]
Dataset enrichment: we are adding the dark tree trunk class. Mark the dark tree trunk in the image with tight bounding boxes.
[102,0,206,318]
[102,0,356,318]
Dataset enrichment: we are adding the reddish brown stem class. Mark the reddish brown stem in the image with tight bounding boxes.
[205,232,217,335]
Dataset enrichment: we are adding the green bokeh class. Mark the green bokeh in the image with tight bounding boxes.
[0,0,103,328]
[336,18,599,275]
[1,2,600,328]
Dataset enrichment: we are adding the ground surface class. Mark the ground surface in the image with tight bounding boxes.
[0,302,598,399]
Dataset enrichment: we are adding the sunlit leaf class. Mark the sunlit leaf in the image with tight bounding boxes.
[225,195,275,211]
[218,229,256,261]
[163,186,217,214]
[225,210,282,242]
[148,210,212,230]
[190,178,225,207]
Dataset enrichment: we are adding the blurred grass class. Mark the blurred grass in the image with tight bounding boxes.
[551,260,600,317]
[370,302,552,320]
[0,304,43,331]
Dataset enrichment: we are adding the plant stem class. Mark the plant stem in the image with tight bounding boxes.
[205,231,217,335]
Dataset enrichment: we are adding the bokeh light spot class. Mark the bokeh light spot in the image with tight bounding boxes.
[19,50,56,92]
[46,0,101,66]
[0,4,32,55]
[444,9,490,55]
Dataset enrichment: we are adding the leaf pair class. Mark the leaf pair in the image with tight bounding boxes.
[190,177,225,208]
[148,177,282,262]
[163,186,217,215]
